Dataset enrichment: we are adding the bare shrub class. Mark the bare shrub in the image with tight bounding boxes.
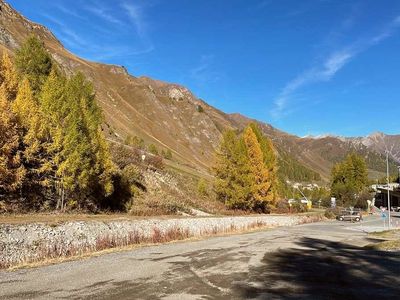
[146,155,164,170]
[128,230,144,244]
[212,225,219,234]
[247,220,266,229]
[272,199,290,214]
[324,208,338,219]
[299,214,325,224]
[164,226,191,241]
[129,196,188,216]
[151,227,164,243]
[290,202,308,213]
[110,144,142,169]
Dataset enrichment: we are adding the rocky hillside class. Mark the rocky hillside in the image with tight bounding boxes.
[357,132,400,164]
[0,0,397,182]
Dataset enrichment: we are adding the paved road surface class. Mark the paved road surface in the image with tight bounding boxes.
[1,214,400,299]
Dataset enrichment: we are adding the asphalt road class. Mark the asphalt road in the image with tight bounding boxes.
[1,214,400,300]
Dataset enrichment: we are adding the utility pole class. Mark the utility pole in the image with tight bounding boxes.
[386,151,391,228]
[397,166,400,184]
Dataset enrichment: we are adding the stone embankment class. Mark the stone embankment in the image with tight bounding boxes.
[0,214,322,268]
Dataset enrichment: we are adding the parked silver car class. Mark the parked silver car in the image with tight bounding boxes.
[336,210,362,222]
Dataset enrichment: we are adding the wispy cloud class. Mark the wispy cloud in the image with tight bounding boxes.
[59,28,87,48]
[120,1,154,55]
[190,55,221,86]
[84,5,124,26]
[40,13,64,27]
[121,1,147,39]
[53,3,87,21]
[41,13,87,48]
[271,15,400,119]
[86,45,154,61]
[47,0,154,60]
[191,55,213,77]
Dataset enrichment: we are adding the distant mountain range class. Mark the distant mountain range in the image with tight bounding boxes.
[0,0,398,182]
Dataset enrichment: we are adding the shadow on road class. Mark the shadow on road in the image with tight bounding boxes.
[234,237,400,300]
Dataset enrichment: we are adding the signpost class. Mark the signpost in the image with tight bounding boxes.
[381,207,387,229]
[367,200,371,214]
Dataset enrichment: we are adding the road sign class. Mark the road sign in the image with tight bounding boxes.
[381,212,387,219]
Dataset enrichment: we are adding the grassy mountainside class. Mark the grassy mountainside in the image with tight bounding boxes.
[0,0,397,183]
[227,114,398,181]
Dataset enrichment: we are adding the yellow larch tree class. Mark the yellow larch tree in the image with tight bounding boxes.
[0,86,25,192]
[243,126,275,212]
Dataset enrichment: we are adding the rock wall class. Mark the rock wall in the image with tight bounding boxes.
[0,214,322,268]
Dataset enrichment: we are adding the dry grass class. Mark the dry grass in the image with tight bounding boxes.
[366,229,400,252]
[367,240,400,251]
[369,229,400,239]
[0,213,188,225]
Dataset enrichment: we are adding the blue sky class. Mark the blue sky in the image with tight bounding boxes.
[8,0,400,137]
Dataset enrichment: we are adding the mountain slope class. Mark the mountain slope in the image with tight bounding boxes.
[358,132,400,163]
[228,114,399,180]
[0,0,397,182]
[0,0,229,173]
